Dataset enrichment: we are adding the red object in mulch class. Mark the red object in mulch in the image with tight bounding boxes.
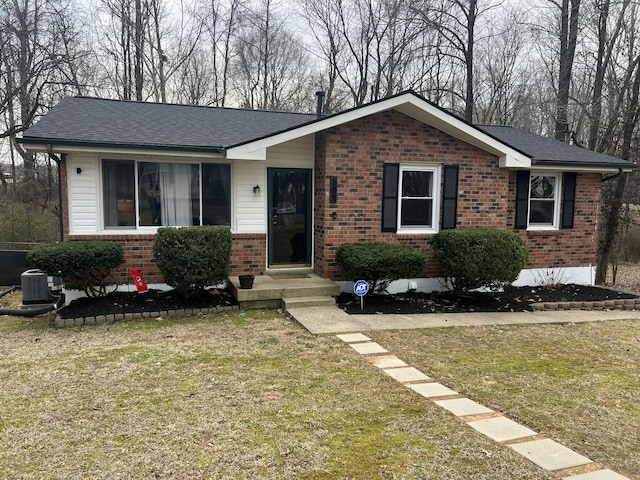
[130,269,148,294]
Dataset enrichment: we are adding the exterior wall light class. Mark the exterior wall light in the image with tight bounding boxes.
[253,185,261,196]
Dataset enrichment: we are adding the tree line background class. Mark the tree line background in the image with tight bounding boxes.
[1,0,639,282]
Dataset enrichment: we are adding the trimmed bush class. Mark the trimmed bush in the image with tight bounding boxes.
[430,228,528,292]
[336,242,428,294]
[153,226,232,297]
[27,241,124,297]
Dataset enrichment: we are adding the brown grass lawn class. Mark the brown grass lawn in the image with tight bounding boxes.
[370,321,640,479]
[0,305,555,480]
[1,275,639,479]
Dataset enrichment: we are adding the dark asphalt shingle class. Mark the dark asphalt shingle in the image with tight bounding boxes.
[22,94,633,170]
[23,96,317,151]
[478,125,630,168]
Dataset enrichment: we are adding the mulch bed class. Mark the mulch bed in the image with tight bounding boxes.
[57,288,238,319]
[56,283,640,319]
[336,284,639,315]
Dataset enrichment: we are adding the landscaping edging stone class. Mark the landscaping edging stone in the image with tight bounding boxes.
[54,305,240,328]
[531,298,640,312]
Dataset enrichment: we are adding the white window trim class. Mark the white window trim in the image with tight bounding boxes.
[99,157,233,232]
[527,171,561,231]
[397,164,441,234]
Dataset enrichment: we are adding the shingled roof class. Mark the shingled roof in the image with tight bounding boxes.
[478,125,631,169]
[21,93,634,170]
[22,96,317,152]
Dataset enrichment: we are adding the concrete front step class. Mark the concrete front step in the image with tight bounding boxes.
[282,296,336,309]
[228,274,340,310]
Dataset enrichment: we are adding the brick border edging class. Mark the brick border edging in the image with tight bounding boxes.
[531,298,640,312]
[53,305,240,328]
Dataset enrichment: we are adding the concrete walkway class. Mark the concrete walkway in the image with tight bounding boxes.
[286,307,637,479]
[287,305,640,334]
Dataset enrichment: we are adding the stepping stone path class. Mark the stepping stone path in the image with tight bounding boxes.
[336,333,631,480]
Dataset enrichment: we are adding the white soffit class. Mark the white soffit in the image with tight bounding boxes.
[225,93,532,168]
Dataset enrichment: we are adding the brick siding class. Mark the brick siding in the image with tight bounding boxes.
[60,110,602,287]
[314,109,601,281]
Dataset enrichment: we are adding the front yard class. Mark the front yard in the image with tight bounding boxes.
[1,293,638,478]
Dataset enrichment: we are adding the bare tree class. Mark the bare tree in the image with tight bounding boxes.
[595,4,640,284]
[474,7,534,125]
[1,0,87,192]
[191,0,242,106]
[586,0,630,150]
[232,0,312,111]
[554,0,581,142]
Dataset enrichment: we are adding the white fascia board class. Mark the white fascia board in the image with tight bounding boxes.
[225,92,532,168]
[21,142,225,160]
[530,165,632,173]
[393,102,530,168]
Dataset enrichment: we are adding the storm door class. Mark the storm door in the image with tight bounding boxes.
[268,168,312,267]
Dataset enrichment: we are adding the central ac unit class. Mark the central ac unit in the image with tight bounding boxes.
[21,269,50,304]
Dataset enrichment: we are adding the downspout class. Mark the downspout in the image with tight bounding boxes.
[602,168,623,183]
[47,145,64,242]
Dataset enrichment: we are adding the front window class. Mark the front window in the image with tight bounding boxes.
[398,165,439,232]
[529,173,559,228]
[102,159,231,229]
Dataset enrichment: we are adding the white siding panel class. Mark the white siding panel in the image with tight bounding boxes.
[234,161,266,233]
[266,135,314,168]
[67,153,99,234]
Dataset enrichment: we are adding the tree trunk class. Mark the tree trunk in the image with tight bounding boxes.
[596,173,628,284]
[135,0,144,101]
[555,0,580,142]
[596,48,640,284]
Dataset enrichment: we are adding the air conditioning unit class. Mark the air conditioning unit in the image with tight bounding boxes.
[21,269,50,305]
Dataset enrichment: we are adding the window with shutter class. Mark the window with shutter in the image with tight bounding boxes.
[382,163,441,233]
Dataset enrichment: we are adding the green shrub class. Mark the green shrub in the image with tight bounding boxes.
[336,242,428,294]
[27,241,124,297]
[153,226,232,297]
[430,228,528,292]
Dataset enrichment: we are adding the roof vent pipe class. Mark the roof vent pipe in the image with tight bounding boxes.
[316,91,325,119]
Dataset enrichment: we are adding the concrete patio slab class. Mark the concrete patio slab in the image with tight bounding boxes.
[336,333,371,343]
[382,366,430,383]
[467,416,537,443]
[562,469,630,480]
[434,397,494,417]
[348,341,388,355]
[408,382,458,398]
[367,355,408,369]
[509,439,593,471]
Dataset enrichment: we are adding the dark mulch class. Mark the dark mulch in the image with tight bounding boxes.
[56,283,639,319]
[57,288,238,319]
[336,284,639,315]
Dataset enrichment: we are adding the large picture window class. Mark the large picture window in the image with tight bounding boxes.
[102,160,231,229]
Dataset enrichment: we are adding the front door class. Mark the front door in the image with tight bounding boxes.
[268,168,312,267]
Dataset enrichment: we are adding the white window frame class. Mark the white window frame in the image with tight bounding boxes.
[527,172,561,230]
[397,164,441,234]
[100,158,232,231]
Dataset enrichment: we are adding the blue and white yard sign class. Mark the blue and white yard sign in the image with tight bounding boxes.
[353,280,369,311]
[353,280,369,296]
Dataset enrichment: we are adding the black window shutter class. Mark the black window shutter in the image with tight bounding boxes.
[382,163,399,232]
[441,165,459,229]
[562,172,577,229]
[515,170,530,229]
